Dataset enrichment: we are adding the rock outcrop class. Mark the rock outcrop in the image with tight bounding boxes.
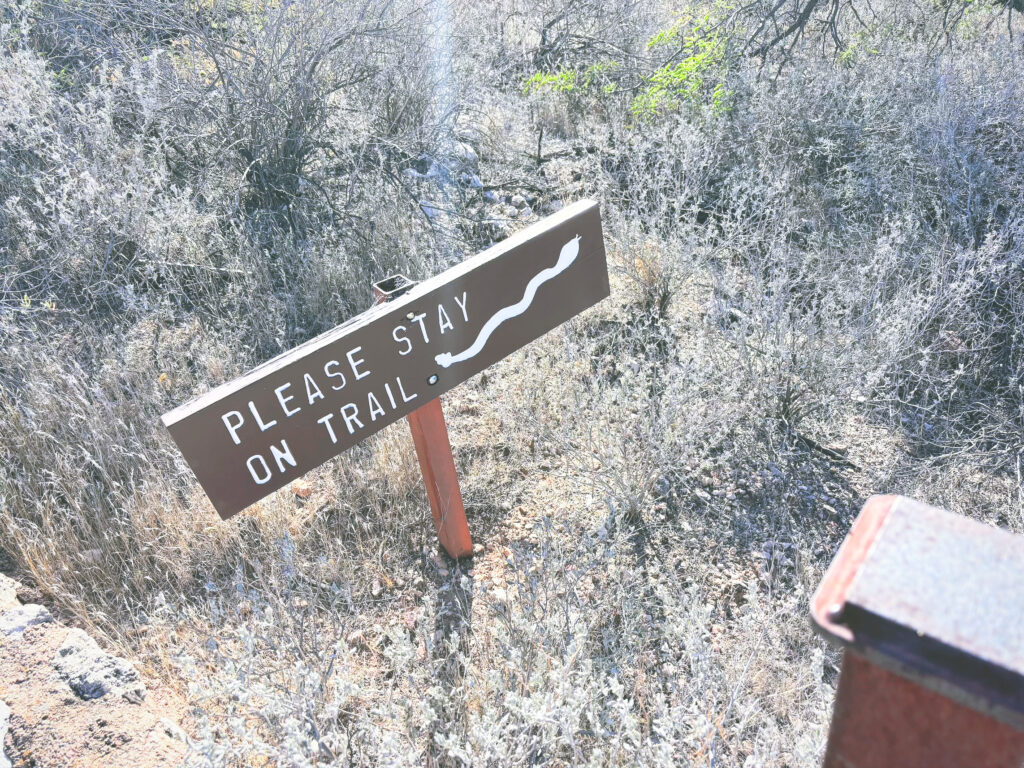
[0,604,52,639]
[0,700,11,768]
[52,628,147,703]
[0,573,187,767]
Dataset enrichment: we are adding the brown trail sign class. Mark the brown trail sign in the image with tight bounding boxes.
[161,200,608,554]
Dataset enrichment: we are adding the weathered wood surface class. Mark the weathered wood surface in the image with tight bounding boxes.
[162,200,608,518]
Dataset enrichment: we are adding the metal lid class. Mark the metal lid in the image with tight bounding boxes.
[812,495,1024,730]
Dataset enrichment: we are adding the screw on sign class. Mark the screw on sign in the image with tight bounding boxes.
[161,201,608,557]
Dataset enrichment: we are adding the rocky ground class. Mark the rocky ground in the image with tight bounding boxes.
[0,572,188,768]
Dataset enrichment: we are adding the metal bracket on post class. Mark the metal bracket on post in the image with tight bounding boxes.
[811,495,1024,768]
[372,275,474,559]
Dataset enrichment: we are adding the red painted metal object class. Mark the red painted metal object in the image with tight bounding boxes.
[827,653,1024,768]
[406,398,473,558]
[374,276,473,559]
[812,495,1024,767]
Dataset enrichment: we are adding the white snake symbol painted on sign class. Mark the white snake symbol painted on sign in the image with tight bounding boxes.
[434,234,581,369]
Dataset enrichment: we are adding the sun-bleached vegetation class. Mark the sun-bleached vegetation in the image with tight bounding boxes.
[2,0,1022,765]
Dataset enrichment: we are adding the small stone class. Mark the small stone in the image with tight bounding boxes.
[157,717,187,743]
[456,142,478,166]
[14,584,43,605]
[52,628,146,703]
[0,604,53,638]
[0,575,20,612]
[346,629,365,647]
[0,700,11,768]
[291,479,312,499]
[472,543,485,556]
[510,194,527,208]
[371,580,383,598]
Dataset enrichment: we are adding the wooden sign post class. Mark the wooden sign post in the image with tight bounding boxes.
[371,277,472,556]
[161,200,608,557]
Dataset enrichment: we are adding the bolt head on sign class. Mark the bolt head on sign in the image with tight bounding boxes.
[161,200,609,519]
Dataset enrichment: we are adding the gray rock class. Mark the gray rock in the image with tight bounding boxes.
[0,604,53,638]
[0,575,18,612]
[510,194,527,209]
[157,717,187,743]
[0,700,11,768]
[483,190,499,203]
[456,142,478,167]
[404,156,449,184]
[52,628,145,703]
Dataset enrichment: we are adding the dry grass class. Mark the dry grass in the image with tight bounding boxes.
[2,1,1023,765]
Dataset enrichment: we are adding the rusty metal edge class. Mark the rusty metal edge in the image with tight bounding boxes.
[810,494,897,645]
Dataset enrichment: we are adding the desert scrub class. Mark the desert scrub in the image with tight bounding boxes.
[521,61,624,146]
[631,15,733,120]
[3,1,1024,766]
[523,61,623,96]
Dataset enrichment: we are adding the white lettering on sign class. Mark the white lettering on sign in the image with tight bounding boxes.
[221,346,372,444]
[304,373,324,404]
[247,454,272,484]
[389,293,470,358]
[246,439,297,484]
[347,347,370,380]
[222,410,244,445]
[317,413,338,444]
[324,359,347,389]
[393,326,413,356]
[248,400,278,432]
[275,383,301,418]
[223,287,484,491]
[218,267,552,491]
[315,376,417,446]
[340,403,363,434]
[437,305,453,334]
[270,439,297,473]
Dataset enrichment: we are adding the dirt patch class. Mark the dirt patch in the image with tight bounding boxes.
[0,574,188,768]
